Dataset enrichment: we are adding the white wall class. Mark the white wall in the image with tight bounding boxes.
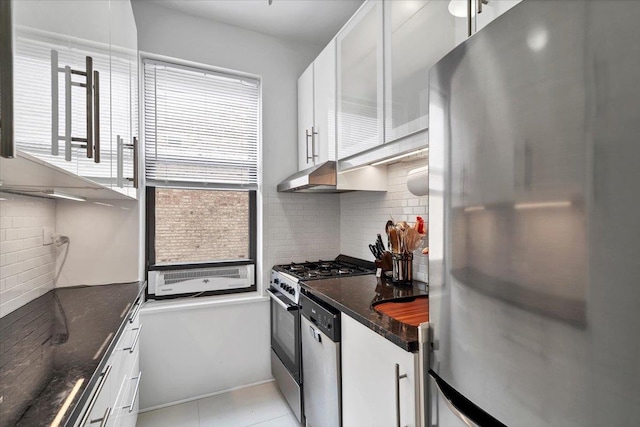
[138,298,271,410]
[132,1,341,407]
[0,193,56,317]
[55,199,139,287]
[340,158,429,283]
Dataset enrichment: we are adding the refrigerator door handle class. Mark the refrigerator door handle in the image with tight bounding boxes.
[428,370,507,427]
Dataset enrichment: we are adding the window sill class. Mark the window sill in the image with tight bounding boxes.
[140,292,269,314]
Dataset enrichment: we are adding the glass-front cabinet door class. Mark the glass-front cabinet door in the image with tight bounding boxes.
[384,0,459,143]
[336,0,383,160]
[110,0,138,198]
[12,0,111,182]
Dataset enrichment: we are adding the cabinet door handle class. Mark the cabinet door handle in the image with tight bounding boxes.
[311,126,318,160]
[125,324,143,354]
[117,135,124,187]
[123,137,137,188]
[79,364,112,426]
[128,299,141,323]
[0,0,14,159]
[93,70,100,163]
[64,65,72,161]
[306,129,313,162]
[85,56,93,159]
[128,371,142,412]
[477,0,488,14]
[132,137,138,188]
[395,363,408,427]
[91,406,111,427]
[51,50,59,156]
[467,0,472,37]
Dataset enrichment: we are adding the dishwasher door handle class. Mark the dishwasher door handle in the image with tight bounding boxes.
[309,325,322,343]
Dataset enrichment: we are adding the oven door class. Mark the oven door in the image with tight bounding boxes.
[267,288,301,383]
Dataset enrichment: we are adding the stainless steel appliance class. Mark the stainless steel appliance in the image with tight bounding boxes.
[300,292,341,427]
[427,1,640,426]
[269,255,375,424]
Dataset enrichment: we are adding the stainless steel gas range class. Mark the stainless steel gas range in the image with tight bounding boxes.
[267,255,375,424]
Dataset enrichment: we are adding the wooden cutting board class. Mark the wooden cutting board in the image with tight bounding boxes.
[374,297,429,327]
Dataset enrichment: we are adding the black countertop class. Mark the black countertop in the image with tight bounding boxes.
[0,281,145,427]
[300,275,428,352]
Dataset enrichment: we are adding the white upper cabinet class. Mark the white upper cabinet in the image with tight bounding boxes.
[12,0,111,181]
[7,0,139,199]
[384,0,459,142]
[313,40,336,165]
[297,63,314,170]
[337,0,384,160]
[110,0,139,197]
[298,40,336,171]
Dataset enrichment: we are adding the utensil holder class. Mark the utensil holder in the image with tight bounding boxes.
[392,253,413,284]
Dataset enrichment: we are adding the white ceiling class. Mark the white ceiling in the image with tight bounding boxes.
[136,0,365,46]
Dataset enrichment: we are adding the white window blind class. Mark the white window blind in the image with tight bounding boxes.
[144,60,259,187]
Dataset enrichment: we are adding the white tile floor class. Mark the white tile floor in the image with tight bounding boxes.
[136,381,303,427]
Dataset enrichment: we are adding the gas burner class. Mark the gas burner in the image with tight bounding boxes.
[273,256,376,281]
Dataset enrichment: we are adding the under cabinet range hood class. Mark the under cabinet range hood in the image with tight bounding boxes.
[277,161,338,193]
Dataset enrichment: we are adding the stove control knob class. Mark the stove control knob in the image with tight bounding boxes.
[289,288,295,295]
[274,278,280,285]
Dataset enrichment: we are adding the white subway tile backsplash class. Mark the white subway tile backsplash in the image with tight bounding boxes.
[0,193,56,318]
[340,159,429,283]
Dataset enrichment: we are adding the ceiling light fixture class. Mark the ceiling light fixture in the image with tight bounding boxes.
[370,148,428,167]
[44,191,86,202]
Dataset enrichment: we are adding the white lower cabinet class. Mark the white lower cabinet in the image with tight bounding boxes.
[75,300,142,427]
[341,314,419,427]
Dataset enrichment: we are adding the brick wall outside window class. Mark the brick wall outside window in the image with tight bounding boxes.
[154,189,249,264]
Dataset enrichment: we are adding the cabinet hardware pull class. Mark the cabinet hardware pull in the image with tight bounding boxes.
[128,371,142,412]
[306,128,313,162]
[90,406,111,427]
[128,299,141,323]
[311,126,319,159]
[117,135,124,187]
[478,0,488,14]
[51,51,97,161]
[125,324,143,354]
[51,50,59,156]
[93,70,100,163]
[132,137,138,188]
[395,363,408,427]
[79,364,112,426]
[64,65,72,161]
[122,137,137,188]
[1,0,15,158]
[467,0,472,37]
[86,56,93,159]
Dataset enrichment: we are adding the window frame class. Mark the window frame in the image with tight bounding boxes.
[141,54,261,299]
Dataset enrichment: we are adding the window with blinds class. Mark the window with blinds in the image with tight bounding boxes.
[143,59,259,297]
[143,60,259,187]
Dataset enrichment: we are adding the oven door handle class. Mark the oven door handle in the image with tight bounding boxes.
[267,289,298,312]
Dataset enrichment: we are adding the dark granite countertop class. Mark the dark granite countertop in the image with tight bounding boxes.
[0,281,145,427]
[300,275,428,352]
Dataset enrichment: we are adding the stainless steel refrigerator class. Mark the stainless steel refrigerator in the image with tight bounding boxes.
[427,1,640,425]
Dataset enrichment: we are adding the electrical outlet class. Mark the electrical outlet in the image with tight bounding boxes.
[43,226,54,245]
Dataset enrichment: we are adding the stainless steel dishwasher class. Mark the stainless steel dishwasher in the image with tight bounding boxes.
[300,292,341,427]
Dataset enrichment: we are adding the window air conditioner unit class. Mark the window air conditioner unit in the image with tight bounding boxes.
[148,265,255,297]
